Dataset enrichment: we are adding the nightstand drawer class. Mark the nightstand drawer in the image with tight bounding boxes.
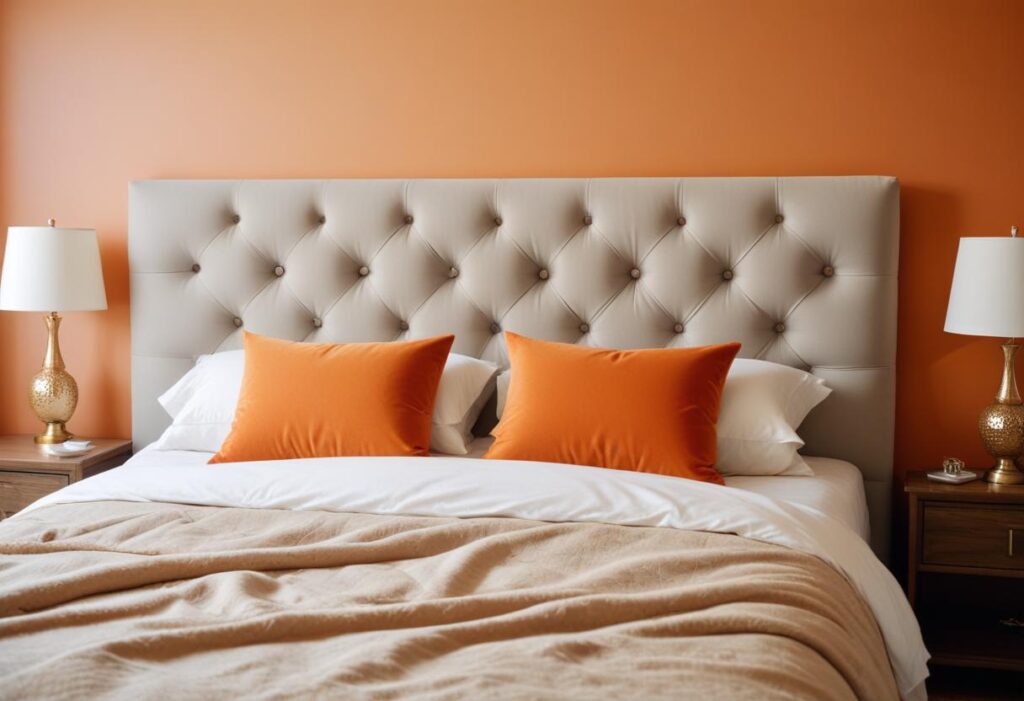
[0,470,68,518]
[922,503,1024,571]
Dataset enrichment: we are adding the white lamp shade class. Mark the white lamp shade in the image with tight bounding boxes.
[945,237,1024,338]
[0,226,107,312]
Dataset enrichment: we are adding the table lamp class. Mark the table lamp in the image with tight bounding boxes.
[944,226,1024,484]
[0,220,107,443]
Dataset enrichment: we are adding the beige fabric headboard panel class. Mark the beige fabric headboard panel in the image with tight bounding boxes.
[129,177,899,558]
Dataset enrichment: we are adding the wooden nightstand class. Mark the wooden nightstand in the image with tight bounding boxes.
[0,435,132,519]
[906,472,1024,673]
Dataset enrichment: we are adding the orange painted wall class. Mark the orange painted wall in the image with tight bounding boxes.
[1,0,1023,484]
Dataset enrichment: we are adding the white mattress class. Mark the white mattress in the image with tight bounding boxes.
[125,438,870,542]
[725,457,870,542]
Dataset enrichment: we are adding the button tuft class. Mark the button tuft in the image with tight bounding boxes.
[404,214,414,225]
[312,317,322,328]
[230,214,240,224]
[317,214,326,224]
[273,265,285,277]
[358,265,370,277]
[490,322,501,334]
[494,216,503,226]
[775,214,784,224]
[399,320,409,331]
[722,269,734,281]
[538,268,550,280]
[579,322,590,334]
[774,322,786,333]
[630,268,641,280]
[583,214,593,226]
[448,266,459,279]
[232,317,243,328]
[191,263,201,273]
[677,216,686,226]
[822,264,835,277]
[673,322,684,334]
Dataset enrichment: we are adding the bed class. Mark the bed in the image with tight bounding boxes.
[0,177,927,700]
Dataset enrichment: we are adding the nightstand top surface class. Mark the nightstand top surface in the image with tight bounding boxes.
[905,471,1024,502]
[0,435,132,472]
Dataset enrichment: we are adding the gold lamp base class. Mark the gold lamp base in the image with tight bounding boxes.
[979,343,1024,485]
[35,421,73,445]
[986,458,1024,485]
[29,313,78,445]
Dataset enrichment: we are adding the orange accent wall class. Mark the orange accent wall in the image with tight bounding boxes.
[1,0,1023,483]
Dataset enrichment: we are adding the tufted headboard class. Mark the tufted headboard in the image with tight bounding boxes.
[129,177,899,558]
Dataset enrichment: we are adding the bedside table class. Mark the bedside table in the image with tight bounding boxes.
[0,435,132,519]
[905,472,1024,672]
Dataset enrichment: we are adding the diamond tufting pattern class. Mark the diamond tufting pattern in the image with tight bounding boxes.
[130,176,899,558]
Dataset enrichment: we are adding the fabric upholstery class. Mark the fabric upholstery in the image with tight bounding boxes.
[209,332,453,463]
[129,176,899,557]
[486,333,739,483]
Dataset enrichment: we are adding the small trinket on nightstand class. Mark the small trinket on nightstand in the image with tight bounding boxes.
[41,439,94,458]
[927,457,979,484]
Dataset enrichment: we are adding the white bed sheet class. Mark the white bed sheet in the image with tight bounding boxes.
[125,439,871,542]
[726,457,870,542]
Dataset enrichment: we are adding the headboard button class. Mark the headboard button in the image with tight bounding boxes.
[673,322,684,334]
[399,320,409,331]
[775,214,784,224]
[579,322,590,334]
[358,265,370,277]
[273,265,285,277]
[583,214,593,226]
[538,268,550,280]
[191,263,201,273]
[722,269,734,281]
[317,214,326,224]
[448,266,459,279]
[231,214,240,224]
[404,214,414,225]
[774,321,786,333]
[494,216,503,226]
[232,317,243,328]
[677,216,686,226]
[629,268,641,280]
[490,322,501,334]
[312,317,322,328]
[822,264,835,277]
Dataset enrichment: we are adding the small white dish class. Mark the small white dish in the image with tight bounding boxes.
[43,441,94,458]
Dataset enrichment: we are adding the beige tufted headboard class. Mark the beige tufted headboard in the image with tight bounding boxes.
[129,177,899,558]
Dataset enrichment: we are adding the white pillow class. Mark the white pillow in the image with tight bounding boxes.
[495,358,830,476]
[429,354,499,455]
[154,351,244,453]
[715,359,830,476]
[154,350,498,456]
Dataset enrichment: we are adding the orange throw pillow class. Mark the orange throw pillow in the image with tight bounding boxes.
[484,333,740,483]
[209,332,454,464]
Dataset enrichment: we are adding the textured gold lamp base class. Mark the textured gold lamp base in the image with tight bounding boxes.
[979,343,1024,485]
[29,313,78,445]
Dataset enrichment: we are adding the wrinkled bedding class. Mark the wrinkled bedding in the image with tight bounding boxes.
[1,500,896,701]
[0,454,927,700]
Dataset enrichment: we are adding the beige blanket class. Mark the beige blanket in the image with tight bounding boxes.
[0,501,897,700]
